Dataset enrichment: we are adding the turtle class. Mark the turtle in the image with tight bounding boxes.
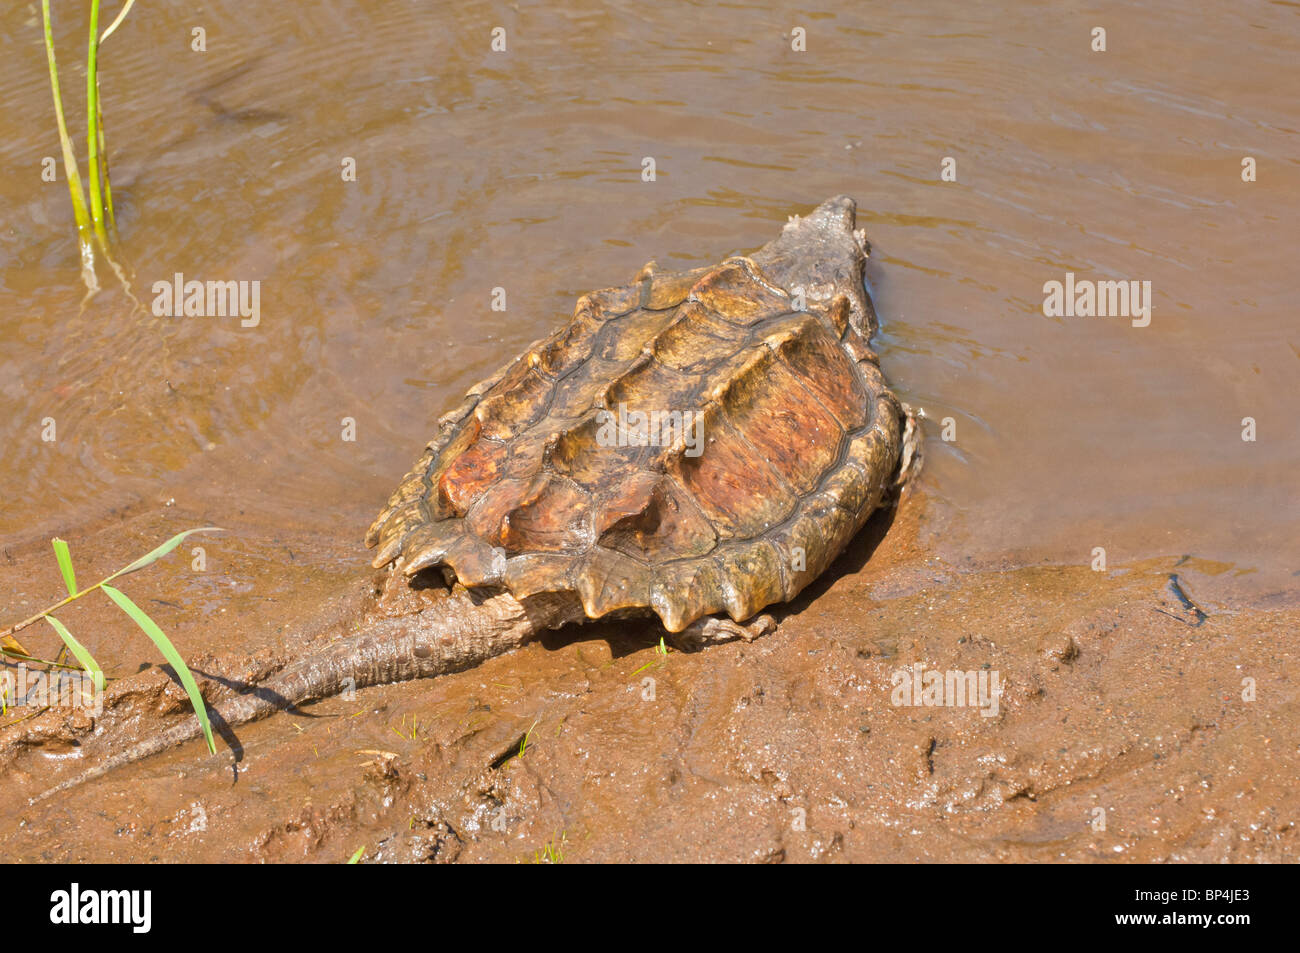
[34,195,916,802]
[366,193,911,637]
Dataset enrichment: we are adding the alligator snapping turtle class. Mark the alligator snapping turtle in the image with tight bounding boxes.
[366,194,908,635]
[35,195,916,801]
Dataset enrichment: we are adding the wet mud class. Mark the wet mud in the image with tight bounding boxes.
[4,494,1296,862]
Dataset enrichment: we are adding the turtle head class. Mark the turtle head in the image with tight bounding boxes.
[751,195,877,336]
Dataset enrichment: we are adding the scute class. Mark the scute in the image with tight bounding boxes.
[717,345,844,495]
[503,552,574,599]
[595,475,719,562]
[650,558,728,632]
[367,197,906,633]
[438,431,506,514]
[774,314,872,430]
[402,520,464,574]
[575,546,652,618]
[667,403,800,538]
[717,540,787,621]
[500,475,591,553]
[689,259,790,322]
[443,534,506,587]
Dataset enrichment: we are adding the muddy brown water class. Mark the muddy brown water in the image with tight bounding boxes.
[1,2,1297,862]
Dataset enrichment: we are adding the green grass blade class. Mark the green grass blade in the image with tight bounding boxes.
[51,537,77,596]
[85,0,109,249]
[101,584,215,754]
[95,85,116,235]
[347,847,365,864]
[105,527,223,582]
[44,614,104,694]
[40,0,95,278]
[95,0,133,238]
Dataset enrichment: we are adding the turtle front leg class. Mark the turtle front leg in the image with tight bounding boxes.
[669,613,776,651]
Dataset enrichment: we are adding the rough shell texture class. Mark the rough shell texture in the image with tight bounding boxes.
[367,196,904,632]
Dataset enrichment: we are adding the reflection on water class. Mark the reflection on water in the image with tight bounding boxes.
[1,0,1296,640]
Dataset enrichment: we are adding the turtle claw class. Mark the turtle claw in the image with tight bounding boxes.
[669,613,776,651]
[895,404,923,489]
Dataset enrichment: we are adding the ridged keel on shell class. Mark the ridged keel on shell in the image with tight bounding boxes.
[367,196,904,632]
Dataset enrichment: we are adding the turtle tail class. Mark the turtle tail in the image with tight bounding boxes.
[31,587,583,804]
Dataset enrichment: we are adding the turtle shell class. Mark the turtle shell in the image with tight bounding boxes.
[367,197,904,632]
